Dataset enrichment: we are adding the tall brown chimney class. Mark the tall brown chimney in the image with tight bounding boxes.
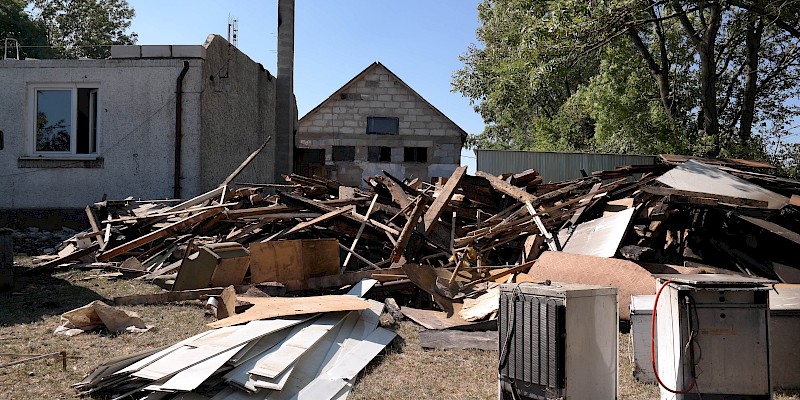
[275,0,295,181]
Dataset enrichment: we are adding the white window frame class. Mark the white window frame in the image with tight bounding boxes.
[27,83,101,158]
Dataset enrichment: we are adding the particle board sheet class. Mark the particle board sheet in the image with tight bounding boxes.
[133,318,309,381]
[559,207,635,258]
[418,329,498,351]
[289,327,397,400]
[525,251,702,319]
[656,160,788,209]
[248,312,349,379]
[208,295,370,328]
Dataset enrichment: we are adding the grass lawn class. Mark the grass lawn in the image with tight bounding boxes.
[1,256,797,399]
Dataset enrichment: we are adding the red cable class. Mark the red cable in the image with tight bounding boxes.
[652,279,698,394]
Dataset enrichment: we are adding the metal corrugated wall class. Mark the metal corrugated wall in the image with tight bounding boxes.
[475,150,658,183]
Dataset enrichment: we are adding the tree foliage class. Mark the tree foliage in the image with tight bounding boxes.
[0,0,52,59]
[454,0,800,165]
[32,0,137,58]
[1,0,137,59]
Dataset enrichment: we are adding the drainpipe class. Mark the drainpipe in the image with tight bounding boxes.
[174,61,190,199]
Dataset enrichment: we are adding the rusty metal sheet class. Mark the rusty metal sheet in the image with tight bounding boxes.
[657,160,788,209]
[525,252,702,319]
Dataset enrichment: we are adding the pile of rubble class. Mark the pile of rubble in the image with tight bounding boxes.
[26,150,800,398]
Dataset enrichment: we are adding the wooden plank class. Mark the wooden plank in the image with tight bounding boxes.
[521,234,545,262]
[220,136,272,187]
[338,243,378,269]
[26,243,100,274]
[161,187,224,214]
[527,201,560,251]
[266,206,353,241]
[343,195,378,268]
[390,197,426,262]
[98,209,220,262]
[642,185,769,208]
[738,215,800,245]
[224,205,299,218]
[85,206,104,247]
[791,194,800,207]
[475,171,536,203]
[460,261,535,291]
[423,166,466,234]
[208,295,370,328]
[113,286,252,306]
[418,330,497,351]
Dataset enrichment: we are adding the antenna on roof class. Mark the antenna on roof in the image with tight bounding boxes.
[227,15,239,48]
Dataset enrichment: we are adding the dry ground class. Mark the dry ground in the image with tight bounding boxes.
[1,256,798,400]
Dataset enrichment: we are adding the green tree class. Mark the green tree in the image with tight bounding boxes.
[454,0,800,163]
[31,0,137,58]
[0,0,52,59]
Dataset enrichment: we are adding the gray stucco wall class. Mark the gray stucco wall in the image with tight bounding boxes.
[0,35,279,209]
[0,58,203,208]
[199,35,276,191]
[296,63,463,187]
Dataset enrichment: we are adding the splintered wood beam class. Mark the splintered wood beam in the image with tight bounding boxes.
[641,185,769,208]
[161,186,225,214]
[343,195,379,268]
[97,209,220,261]
[423,166,466,234]
[391,197,427,262]
[526,201,560,251]
[220,136,272,187]
[475,171,537,203]
[84,206,104,247]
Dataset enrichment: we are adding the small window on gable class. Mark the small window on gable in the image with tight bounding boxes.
[33,85,98,155]
[332,146,356,162]
[404,147,427,163]
[367,117,399,135]
[368,146,391,162]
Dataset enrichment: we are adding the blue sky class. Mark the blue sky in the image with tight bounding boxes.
[129,0,482,171]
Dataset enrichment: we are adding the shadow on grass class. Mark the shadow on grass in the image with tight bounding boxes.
[0,266,106,326]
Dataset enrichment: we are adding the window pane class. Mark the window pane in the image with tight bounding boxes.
[36,90,72,152]
[332,146,355,161]
[367,117,399,135]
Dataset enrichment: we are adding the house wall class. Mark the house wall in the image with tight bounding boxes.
[0,57,204,209]
[296,64,462,187]
[199,35,277,191]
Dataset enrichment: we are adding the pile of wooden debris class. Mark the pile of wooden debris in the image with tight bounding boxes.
[33,154,800,322]
[28,151,800,393]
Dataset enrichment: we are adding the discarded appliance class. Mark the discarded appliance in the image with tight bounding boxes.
[630,294,656,384]
[769,284,800,390]
[654,274,774,400]
[498,282,618,400]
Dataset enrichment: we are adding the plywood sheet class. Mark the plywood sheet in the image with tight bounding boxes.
[208,295,369,328]
[249,239,340,286]
[657,160,787,209]
[400,306,497,331]
[560,207,635,258]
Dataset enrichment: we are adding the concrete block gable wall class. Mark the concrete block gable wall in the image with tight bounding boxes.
[296,63,464,187]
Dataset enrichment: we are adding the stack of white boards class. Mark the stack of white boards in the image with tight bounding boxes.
[74,280,395,400]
